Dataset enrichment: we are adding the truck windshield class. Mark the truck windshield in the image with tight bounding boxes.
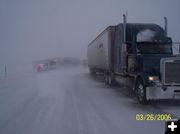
[137,43,172,54]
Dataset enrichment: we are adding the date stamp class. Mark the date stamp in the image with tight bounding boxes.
[136,113,172,121]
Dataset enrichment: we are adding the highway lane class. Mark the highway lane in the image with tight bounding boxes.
[0,66,179,134]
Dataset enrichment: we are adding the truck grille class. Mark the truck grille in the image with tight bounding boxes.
[163,59,180,85]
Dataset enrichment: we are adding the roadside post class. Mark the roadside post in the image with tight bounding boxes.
[4,65,7,78]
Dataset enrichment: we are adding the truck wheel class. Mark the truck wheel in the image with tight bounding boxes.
[108,74,112,85]
[105,73,115,86]
[105,73,109,85]
[89,68,96,75]
[135,79,148,105]
[108,74,115,86]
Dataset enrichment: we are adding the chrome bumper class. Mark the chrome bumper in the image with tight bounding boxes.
[146,85,180,100]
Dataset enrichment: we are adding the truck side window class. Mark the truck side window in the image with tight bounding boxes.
[99,43,103,48]
[127,43,132,53]
[127,33,137,54]
[114,24,123,73]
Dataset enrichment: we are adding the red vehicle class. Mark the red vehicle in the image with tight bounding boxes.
[36,64,46,72]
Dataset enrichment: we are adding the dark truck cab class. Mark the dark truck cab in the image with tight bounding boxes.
[113,23,180,104]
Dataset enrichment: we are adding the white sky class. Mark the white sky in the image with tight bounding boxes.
[0,0,180,65]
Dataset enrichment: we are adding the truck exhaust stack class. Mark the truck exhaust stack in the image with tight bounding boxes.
[122,14,127,73]
[164,17,168,36]
[123,14,127,43]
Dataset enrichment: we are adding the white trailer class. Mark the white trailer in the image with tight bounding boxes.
[87,26,115,74]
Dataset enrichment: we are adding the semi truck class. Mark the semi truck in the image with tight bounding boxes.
[87,15,180,104]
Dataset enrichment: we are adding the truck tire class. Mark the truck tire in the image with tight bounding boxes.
[105,73,115,86]
[105,73,109,85]
[108,74,112,85]
[89,68,96,75]
[135,79,148,105]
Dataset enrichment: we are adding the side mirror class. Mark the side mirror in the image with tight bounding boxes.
[166,37,172,43]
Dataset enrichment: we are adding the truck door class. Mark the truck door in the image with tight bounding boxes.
[114,24,124,73]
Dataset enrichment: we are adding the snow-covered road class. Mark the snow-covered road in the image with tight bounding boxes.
[0,66,179,134]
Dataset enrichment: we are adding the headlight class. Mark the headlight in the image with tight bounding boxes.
[148,76,159,81]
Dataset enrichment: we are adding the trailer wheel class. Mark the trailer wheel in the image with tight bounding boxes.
[105,73,115,86]
[108,74,115,86]
[89,68,96,75]
[135,79,148,105]
[105,73,109,85]
[108,74,112,85]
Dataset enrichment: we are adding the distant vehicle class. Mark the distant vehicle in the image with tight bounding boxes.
[49,60,56,66]
[87,15,180,104]
[36,64,47,72]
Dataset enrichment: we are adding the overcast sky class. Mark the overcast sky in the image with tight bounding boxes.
[0,0,180,65]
